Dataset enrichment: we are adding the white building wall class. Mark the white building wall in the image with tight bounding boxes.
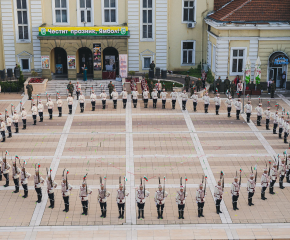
[215,39,229,79]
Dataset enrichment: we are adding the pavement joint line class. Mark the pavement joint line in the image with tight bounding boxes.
[177,97,233,224]
[278,94,290,106]
[29,99,78,227]
[14,94,28,113]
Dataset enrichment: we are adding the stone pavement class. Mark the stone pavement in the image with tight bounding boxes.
[1,93,290,239]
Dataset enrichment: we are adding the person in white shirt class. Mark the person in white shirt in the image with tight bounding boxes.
[132,88,138,108]
[180,90,188,110]
[12,110,19,133]
[156,80,162,98]
[38,100,44,122]
[111,89,118,109]
[67,94,73,114]
[244,101,252,123]
[100,90,107,110]
[190,92,198,112]
[79,179,93,215]
[237,80,243,97]
[143,89,149,108]
[21,107,27,130]
[31,102,38,125]
[234,98,242,120]
[0,118,6,142]
[46,98,54,120]
[56,96,63,117]
[261,168,269,200]
[170,89,178,109]
[255,103,263,126]
[203,92,210,113]
[120,89,128,109]
[247,174,256,206]
[264,107,271,130]
[79,92,85,113]
[225,96,232,117]
[6,115,12,138]
[284,119,290,144]
[160,89,167,109]
[279,115,285,139]
[213,93,221,115]
[152,89,158,109]
[90,90,97,111]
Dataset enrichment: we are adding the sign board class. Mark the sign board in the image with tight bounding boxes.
[67,56,76,69]
[41,56,50,69]
[93,44,102,71]
[274,57,289,65]
[119,54,128,78]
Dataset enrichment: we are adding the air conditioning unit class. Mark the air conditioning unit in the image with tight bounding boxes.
[187,22,195,28]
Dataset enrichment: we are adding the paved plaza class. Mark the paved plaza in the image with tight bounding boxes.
[1,93,290,239]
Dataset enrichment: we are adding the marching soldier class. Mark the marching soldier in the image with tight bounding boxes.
[286,155,290,183]
[265,107,271,130]
[170,89,178,110]
[273,111,279,134]
[255,103,263,126]
[108,81,114,99]
[132,88,138,108]
[176,185,187,219]
[214,180,223,214]
[111,89,118,109]
[67,93,73,115]
[100,90,107,110]
[46,98,54,120]
[56,96,63,117]
[67,81,74,97]
[1,118,6,142]
[160,89,167,109]
[47,171,57,209]
[62,174,72,212]
[231,176,240,210]
[38,100,44,122]
[12,160,20,193]
[6,114,12,138]
[21,107,27,130]
[269,163,278,194]
[225,96,232,117]
[98,181,110,218]
[120,89,128,109]
[90,90,97,111]
[278,115,285,139]
[34,167,44,203]
[152,89,158,109]
[190,91,198,112]
[213,93,221,115]
[247,174,256,206]
[279,159,286,189]
[31,102,37,125]
[284,119,290,144]
[1,157,10,187]
[116,183,129,219]
[261,167,269,200]
[136,181,150,219]
[75,81,81,100]
[234,98,242,120]
[143,89,149,108]
[203,92,210,113]
[12,110,19,133]
[244,101,252,123]
[21,166,31,198]
[181,90,188,111]
[79,92,85,113]
[79,177,92,215]
[196,183,206,217]
[154,184,168,219]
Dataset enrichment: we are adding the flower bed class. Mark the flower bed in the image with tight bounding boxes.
[29,78,44,83]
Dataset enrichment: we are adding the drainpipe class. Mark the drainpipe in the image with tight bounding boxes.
[201,0,209,67]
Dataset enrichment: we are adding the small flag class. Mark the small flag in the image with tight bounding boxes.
[104,176,106,180]
[216,88,218,92]
[15,155,19,159]
[11,104,13,106]
[50,168,52,172]
[5,150,9,155]
[143,176,148,181]
[254,165,257,171]
[269,160,271,164]
[38,164,40,168]
[205,176,207,179]
[239,168,242,172]
[66,170,69,174]
[221,171,224,176]
[164,176,166,181]
[23,160,27,165]
[185,176,188,181]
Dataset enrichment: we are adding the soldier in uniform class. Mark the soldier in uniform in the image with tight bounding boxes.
[47,171,57,209]
[34,167,44,203]
[0,118,6,142]
[26,82,33,100]
[108,81,114,99]
[261,168,269,200]
[1,157,10,187]
[6,114,12,138]
[244,101,252,123]
[224,76,230,94]
[271,80,276,98]
[214,93,221,115]
[196,183,205,217]
[75,81,81,100]
[143,89,149,108]
[111,89,118,109]
[273,111,279,134]
[279,159,286,189]
[231,176,240,210]
[196,78,202,92]
[176,185,187,219]
[247,174,256,206]
[21,166,31,198]
[57,96,63,117]
[184,75,190,92]
[150,61,155,72]
[148,81,153,99]
[120,89,128,109]
[116,183,129,219]
[230,80,236,99]
[90,90,97,111]
[31,102,37,125]
[190,91,198,112]
[136,182,150,219]
[214,180,223,214]
[79,92,85,113]
[100,90,107,110]
[278,115,285,139]
[181,90,188,111]
[269,163,278,194]
[265,107,271,130]
[21,107,27,130]
[203,92,210,113]
[154,184,168,219]
[12,110,19,133]
[286,155,290,183]
[62,175,72,212]
[284,119,290,143]
[152,89,158,109]
[12,160,20,193]
[255,103,263,126]
[160,89,167,109]
[190,80,195,96]
[132,88,138,108]
[215,76,221,94]
[46,98,54,120]
[38,100,44,122]
[98,182,110,218]
[170,89,178,110]
[67,81,74,97]
[234,98,242,120]
[79,179,92,215]
[67,93,73,115]
[225,96,232,117]
[156,80,162,98]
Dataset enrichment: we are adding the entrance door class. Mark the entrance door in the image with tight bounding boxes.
[54,47,67,75]
[78,47,93,74]
[102,47,119,79]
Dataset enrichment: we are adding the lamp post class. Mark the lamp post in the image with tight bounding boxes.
[242,68,246,113]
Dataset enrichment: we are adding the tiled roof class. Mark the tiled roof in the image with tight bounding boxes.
[208,0,290,23]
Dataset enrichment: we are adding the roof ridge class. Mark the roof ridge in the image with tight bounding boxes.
[220,0,253,21]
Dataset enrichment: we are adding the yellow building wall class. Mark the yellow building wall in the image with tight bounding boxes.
[0,3,3,70]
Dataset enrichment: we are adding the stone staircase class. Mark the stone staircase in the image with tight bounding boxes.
[39,80,123,97]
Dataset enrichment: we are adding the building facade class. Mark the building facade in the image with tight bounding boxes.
[0,0,214,80]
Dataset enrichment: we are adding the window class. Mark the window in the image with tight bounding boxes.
[78,0,93,26]
[54,0,68,23]
[21,59,30,71]
[143,57,152,69]
[181,41,195,65]
[103,0,117,24]
[183,0,195,22]
[142,0,153,40]
[212,45,216,73]
[16,0,29,40]
[230,48,246,75]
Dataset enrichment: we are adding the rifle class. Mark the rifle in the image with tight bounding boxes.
[5,109,7,120]
[62,168,66,190]
[37,95,39,106]
[11,104,14,116]
[46,92,48,102]
[268,100,270,107]
[180,177,182,196]
[221,171,224,191]
[204,176,207,195]
[184,176,187,198]
[163,176,165,198]
[19,159,26,179]
[143,176,146,196]
[66,89,68,98]
[83,173,88,195]
[276,155,280,171]
[268,160,271,176]
[46,167,53,187]
[20,101,22,112]
[239,169,242,187]
[286,152,288,168]
[124,176,126,195]
[38,163,40,183]
[66,170,68,190]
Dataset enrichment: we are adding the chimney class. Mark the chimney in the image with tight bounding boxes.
[214,0,232,11]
